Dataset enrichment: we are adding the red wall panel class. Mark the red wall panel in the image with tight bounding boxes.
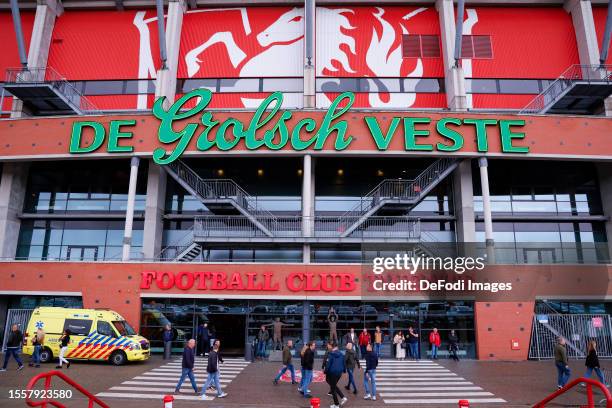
[471,94,536,110]
[321,92,446,109]
[47,10,160,80]
[0,11,34,78]
[466,7,579,79]
[593,7,612,65]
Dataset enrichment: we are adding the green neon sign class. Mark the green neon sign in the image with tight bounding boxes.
[69,89,529,164]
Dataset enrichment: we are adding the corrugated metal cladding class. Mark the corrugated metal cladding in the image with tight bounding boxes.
[0,11,34,75]
[594,6,612,65]
[466,7,579,79]
[1,5,587,110]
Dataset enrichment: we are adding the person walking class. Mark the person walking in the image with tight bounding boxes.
[175,339,199,394]
[344,342,360,394]
[363,343,379,401]
[273,340,296,385]
[1,324,24,372]
[374,326,383,357]
[448,330,459,361]
[56,329,71,369]
[298,341,315,398]
[429,328,441,360]
[163,324,173,360]
[393,331,406,360]
[554,337,571,389]
[583,340,608,386]
[197,323,210,356]
[343,328,359,358]
[29,329,44,368]
[200,340,227,399]
[325,343,347,408]
[358,328,371,357]
[407,326,420,360]
[256,325,269,360]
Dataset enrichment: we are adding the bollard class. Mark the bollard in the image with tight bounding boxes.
[458,400,469,408]
[310,397,320,408]
[163,394,174,408]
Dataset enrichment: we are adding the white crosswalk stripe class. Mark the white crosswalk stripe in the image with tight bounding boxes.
[96,357,249,402]
[360,360,505,405]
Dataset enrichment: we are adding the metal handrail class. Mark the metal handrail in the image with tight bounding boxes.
[166,160,278,222]
[157,225,195,261]
[339,158,457,221]
[533,377,612,407]
[5,66,98,113]
[192,215,421,239]
[520,64,612,114]
[25,370,110,408]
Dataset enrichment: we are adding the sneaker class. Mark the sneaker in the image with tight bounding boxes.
[35,365,40,368]
[327,392,333,396]
[273,379,279,385]
[344,385,350,391]
[340,397,348,406]
[0,368,6,372]
[218,392,227,398]
[557,385,562,390]
[17,365,24,371]
[330,405,339,408]
[353,390,357,395]
[297,387,303,393]
[304,394,313,398]
[372,396,377,401]
[174,389,180,394]
[28,363,34,367]
[291,381,297,385]
[66,362,70,369]
[364,394,371,400]
[55,365,62,369]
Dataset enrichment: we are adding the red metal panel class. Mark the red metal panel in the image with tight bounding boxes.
[0,11,34,77]
[178,7,302,79]
[471,93,536,109]
[47,10,160,80]
[322,92,446,109]
[593,7,612,65]
[466,7,579,79]
[86,95,139,110]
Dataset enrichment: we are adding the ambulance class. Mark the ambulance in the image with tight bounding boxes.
[22,307,150,365]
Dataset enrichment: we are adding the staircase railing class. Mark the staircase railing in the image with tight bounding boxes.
[165,160,278,224]
[533,377,612,408]
[157,226,195,261]
[339,158,457,221]
[520,64,612,114]
[5,66,98,114]
[25,370,110,408]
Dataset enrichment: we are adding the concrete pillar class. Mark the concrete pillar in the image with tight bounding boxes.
[596,163,612,259]
[303,0,316,108]
[452,159,476,243]
[478,158,495,262]
[0,163,30,259]
[122,157,140,261]
[302,155,315,263]
[436,0,468,111]
[143,162,167,260]
[11,0,62,118]
[154,0,186,109]
[302,300,311,344]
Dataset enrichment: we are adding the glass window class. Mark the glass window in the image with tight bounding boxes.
[97,320,116,337]
[262,78,303,92]
[219,78,260,92]
[498,79,541,94]
[466,79,497,93]
[83,81,125,95]
[361,78,402,93]
[63,319,93,336]
[316,78,359,93]
[403,78,443,93]
[124,79,156,94]
[181,79,217,93]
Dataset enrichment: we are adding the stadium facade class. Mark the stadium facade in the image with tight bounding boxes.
[1,0,612,360]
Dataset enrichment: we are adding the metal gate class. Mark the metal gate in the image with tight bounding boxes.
[2,309,33,350]
[529,310,612,360]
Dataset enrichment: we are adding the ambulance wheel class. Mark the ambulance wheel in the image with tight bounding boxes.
[39,347,53,364]
[110,350,127,366]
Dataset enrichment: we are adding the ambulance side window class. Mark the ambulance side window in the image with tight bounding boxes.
[97,321,116,338]
[63,319,92,336]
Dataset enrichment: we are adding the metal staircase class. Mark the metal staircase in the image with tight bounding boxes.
[165,160,277,237]
[3,66,97,115]
[520,64,612,115]
[337,158,459,237]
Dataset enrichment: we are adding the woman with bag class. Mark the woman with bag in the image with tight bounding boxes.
[583,340,609,386]
[393,331,406,360]
[29,329,44,368]
[56,329,71,369]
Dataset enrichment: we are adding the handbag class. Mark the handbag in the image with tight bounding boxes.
[400,341,407,349]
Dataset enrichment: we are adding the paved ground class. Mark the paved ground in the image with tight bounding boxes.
[0,354,611,407]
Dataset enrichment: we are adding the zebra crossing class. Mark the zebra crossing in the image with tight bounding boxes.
[369,359,506,405]
[97,356,250,401]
